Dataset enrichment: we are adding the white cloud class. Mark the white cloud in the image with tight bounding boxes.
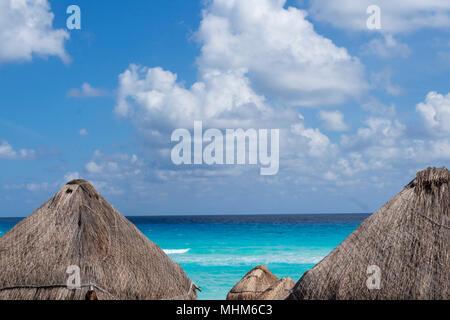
[337,92,450,175]
[318,110,349,131]
[0,141,35,160]
[370,69,403,96]
[291,116,336,157]
[64,172,80,182]
[196,0,366,106]
[85,151,142,178]
[80,151,145,196]
[3,182,50,192]
[0,141,16,159]
[323,171,338,181]
[416,91,450,136]
[115,65,285,133]
[85,161,103,174]
[361,34,410,58]
[90,181,124,196]
[26,182,49,192]
[79,128,88,136]
[114,0,365,175]
[0,0,69,63]
[3,183,25,190]
[117,66,260,122]
[308,0,450,33]
[105,0,450,207]
[428,140,450,159]
[68,83,107,98]
[361,97,396,117]
[341,117,405,150]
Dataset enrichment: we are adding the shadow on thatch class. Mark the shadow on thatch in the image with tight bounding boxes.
[289,167,449,300]
[0,179,198,300]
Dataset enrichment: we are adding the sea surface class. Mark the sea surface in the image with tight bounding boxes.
[0,214,368,300]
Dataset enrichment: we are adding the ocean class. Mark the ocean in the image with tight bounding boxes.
[0,214,368,300]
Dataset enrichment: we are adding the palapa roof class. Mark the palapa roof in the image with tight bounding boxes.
[227,265,279,300]
[0,180,198,300]
[289,167,449,300]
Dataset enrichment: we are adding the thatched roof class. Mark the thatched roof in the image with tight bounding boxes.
[227,265,279,300]
[258,277,295,300]
[289,167,449,300]
[0,180,198,300]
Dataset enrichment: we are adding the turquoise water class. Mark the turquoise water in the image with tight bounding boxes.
[0,214,367,300]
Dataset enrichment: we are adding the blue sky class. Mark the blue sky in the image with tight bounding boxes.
[0,0,449,217]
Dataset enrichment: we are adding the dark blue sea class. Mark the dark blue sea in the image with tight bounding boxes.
[0,214,368,299]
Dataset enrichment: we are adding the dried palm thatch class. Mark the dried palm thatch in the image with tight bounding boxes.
[258,277,295,300]
[289,167,449,300]
[227,265,278,300]
[0,180,198,300]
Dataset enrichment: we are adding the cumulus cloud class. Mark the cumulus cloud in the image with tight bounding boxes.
[81,151,144,196]
[0,0,69,63]
[361,35,410,58]
[0,141,35,160]
[341,117,405,151]
[85,161,103,174]
[416,91,450,136]
[291,118,336,157]
[68,83,108,98]
[318,110,349,131]
[308,0,450,33]
[85,151,142,178]
[196,0,366,106]
[115,66,273,129]
[115,63,339,178]
[335,92,450,178]
[370,69,403,96]
[361,97,397,117]
[115,0,369,132]
[104,0,450,211]
[114,0,365,177]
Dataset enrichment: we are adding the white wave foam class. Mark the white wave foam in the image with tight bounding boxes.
[163,248,190,254]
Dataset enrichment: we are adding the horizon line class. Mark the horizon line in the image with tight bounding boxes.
[0,212,372,219]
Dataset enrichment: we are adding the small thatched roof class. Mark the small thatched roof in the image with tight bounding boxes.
[289,167,449,300]
[227,265,279,300]
[0,180,198,300]
[258,277,295,300]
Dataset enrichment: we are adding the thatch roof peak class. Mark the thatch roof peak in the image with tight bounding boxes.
[227,265,279,300]
[227,266,295,300]
[66,179,90,186]
[0,181,198,300]
[407,167,449,192]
